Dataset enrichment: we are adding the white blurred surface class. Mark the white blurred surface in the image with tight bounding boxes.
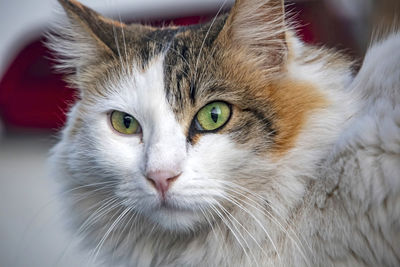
[0,134,95,267]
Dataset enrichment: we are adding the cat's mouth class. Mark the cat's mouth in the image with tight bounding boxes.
[157,198,194,213]
[144,198,207,231]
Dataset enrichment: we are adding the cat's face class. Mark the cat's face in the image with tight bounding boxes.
[50,0,352,234]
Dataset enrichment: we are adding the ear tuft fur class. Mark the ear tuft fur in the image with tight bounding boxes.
[219,0,288,72]
[45,0,125,76]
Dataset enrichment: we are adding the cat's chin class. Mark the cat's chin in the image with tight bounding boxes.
[145,204,207,232]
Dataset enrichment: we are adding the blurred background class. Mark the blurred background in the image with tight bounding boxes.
[0,0,398,266]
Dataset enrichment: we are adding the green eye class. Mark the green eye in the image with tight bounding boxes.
[110,111,141,135]
[195,101,231,131]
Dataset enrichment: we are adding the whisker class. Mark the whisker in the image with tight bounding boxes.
[89,203,131,265]
[76,197,121,235]
[217,193,281,262]
[198,205,219,241]
[213,196,272,260]
[110,206,136,263]
[54,195,120,266]
[214,201,261,267]
[215,179,313,257]
[223,186,310,263]
[208,202,253,265]
[126,210,141,244]
[207,178,311,263]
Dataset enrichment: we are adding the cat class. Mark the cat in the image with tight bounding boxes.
[48,0,400,266]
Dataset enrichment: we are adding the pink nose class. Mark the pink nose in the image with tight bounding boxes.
[146,170,181,198]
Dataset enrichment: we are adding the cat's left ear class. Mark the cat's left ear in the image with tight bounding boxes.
[48,0,144,72]
[218,0,287,72]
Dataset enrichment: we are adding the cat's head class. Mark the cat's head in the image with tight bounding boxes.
[49,0,353,235]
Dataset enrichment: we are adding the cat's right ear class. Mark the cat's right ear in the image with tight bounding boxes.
[47,0,139,73]
[217,0,288,75]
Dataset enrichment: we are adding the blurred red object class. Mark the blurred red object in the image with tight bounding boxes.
[0,39,75,131]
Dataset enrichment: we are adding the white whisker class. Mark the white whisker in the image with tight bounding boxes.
[208,202,253,265]
[89,203,131,265]
[214,201,261,267]
[208,178,311,264]
[217,193,281,262]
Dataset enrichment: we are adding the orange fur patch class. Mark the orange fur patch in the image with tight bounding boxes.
[267,79,328,157]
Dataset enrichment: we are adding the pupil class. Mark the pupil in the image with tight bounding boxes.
[123,115,132,128]
[210,107,219,123]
